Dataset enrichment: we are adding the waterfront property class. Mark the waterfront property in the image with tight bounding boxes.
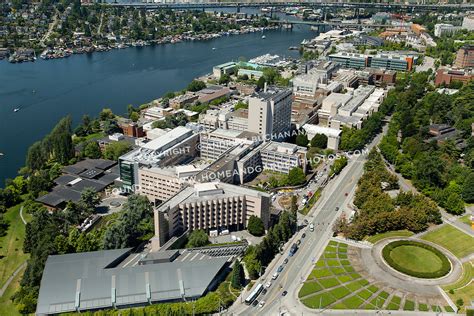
[328,52,417,71]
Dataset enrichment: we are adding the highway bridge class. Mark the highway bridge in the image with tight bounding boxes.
[102,1,474,12]
[272,19,388,28]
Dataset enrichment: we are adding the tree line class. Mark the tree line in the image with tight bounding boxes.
[333,149,442,240]
[379,76,474,215]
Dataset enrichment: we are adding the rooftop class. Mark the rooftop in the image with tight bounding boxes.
[36,249,229,315]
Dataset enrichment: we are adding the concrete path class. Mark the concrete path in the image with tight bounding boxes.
[0,262,26,297]
[19,206,26,225]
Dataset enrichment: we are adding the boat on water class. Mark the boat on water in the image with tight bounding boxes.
[262,35,266,39]
[212,47,216,50]
[13,107,20,112]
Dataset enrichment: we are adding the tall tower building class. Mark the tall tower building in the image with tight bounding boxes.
[247,85,293,140]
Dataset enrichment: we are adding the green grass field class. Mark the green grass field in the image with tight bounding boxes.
[365,230,414,244]
[389,245,443,273]
[0,203,29,289]
[422,224,474,258]
[443,262,474,313]
[0,202,30,316]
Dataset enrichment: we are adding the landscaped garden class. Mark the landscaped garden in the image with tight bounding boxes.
[382,240,451,279]
[298,241,454,313]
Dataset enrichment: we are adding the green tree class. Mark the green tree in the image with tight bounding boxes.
[247,215,265,236]
[445,192,465,215]
[310,134,328,148]
[462,173,474,203]
[186,80,206,92]
[295,133,309,147]
[287,167,306,186]
[231,260,244,289]
[103,141,132,160]
[80,188,101,211]
[83,141,102,159]
[186,229,210,248]
[26,141,45,171]
[0,214,9,237]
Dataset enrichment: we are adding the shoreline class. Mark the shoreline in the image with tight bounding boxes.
[4,25,281,64]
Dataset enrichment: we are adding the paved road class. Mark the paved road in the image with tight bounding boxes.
[227,126,388,316]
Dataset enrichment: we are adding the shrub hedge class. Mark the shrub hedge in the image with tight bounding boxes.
[382,240,451,279]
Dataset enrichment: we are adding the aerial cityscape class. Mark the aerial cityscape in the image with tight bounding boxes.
[0,0,474,315]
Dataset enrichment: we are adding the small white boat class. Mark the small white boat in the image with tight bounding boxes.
[0,153,4,156]
[212,47,216,50]
[262,35,266,39]
[13,107,20,112]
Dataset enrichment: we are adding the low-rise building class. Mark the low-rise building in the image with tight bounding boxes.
[435,68,474,86]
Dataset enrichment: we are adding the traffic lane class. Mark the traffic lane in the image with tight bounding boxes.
[240,150,369,314]
[254,160,364,314]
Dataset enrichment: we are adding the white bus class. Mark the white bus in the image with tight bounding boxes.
[245,283,263,305]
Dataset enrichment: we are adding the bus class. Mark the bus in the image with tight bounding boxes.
[245,283,263,305]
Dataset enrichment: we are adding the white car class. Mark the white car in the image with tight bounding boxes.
[259,300,266,307]
[272,272,279,280]
[265,281,272,288]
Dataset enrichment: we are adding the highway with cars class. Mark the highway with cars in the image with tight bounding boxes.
[227,125,388,316]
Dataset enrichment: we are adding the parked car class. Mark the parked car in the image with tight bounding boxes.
[282,291,288,296]
[277,265,284,273]
[335,206,340,212]
[262,289,267,295]
[265,281,272,288]
[283,258,288,264]
[296,239,301,246]
[302,233,306,238]
[272,272,279,280]
[252,300,259,307]
[259,300,266,307]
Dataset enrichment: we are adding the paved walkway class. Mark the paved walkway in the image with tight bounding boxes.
[0,262,27,297]
[19,206,26,225]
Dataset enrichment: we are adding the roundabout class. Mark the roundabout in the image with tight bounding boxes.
[382,240,451,279]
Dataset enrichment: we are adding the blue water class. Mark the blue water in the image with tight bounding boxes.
[0,17,314,184]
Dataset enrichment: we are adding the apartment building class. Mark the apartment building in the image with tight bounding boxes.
[199,108,248,132]
[152,182,271,248]
[259,142,307,174]
[247,86,293,140]
[199,128,258,161]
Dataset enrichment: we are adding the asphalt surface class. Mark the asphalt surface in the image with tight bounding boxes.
[227,126,389,316]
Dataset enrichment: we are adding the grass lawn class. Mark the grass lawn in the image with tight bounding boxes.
[315,260,325,268]
[310,268,333,278]
[0,203,29,289]
[299,282,322,298]
[387,296,401,310]
[326,259,340,266]
[388,245,443,273]
[422,224,474,258]
[367,285,378,293]
[419,303,429,311]
[444,306,454,312]
[403,300,415,311]
[443,262,473,291]
[340,260,351,266]
[302,293,336,309]
[337,275,352,283]
[443,261,474,312]
[365,230,414,244]
[341,295,365,308]
[319,278,340,289]
[357,289,373,300]
[328,286,351,300]
[0,266,23,316]
[330,267,346,275]
[346,281,363,292]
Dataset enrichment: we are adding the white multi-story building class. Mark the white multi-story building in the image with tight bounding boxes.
[462,15,474,31]
[247,86,292,140]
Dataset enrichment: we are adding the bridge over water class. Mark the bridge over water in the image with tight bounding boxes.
[101,1,474,12]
